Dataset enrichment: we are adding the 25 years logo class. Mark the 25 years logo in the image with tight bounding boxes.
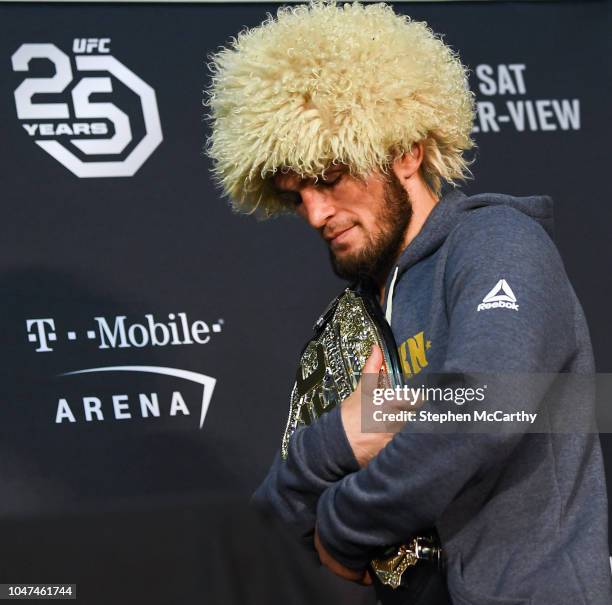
[11,38,163,177]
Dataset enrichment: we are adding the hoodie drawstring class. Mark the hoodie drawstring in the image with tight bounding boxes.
[384,265,400,325]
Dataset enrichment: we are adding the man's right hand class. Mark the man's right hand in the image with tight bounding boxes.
[340,345,394,467]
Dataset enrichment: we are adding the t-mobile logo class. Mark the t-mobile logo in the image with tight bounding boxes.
[26,318,57,352]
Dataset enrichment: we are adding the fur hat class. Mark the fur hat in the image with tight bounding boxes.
[205,1,475,217]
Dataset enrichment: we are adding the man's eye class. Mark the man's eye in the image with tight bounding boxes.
[318,174,342,188]
[279,191,302,207]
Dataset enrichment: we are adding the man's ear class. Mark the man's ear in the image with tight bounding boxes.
[392,141,425,181]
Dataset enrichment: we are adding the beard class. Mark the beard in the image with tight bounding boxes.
[329,171,412,284]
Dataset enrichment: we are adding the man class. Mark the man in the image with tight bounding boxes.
[205,2,611,603]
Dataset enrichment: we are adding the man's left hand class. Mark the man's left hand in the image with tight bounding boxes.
[314,526,373,585]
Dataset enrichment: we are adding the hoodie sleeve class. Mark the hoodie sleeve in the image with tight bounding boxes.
[314,205,577,570]
[250,404,360,545]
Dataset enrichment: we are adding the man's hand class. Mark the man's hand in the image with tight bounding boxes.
[340,345,393,467]
[314,525,372,585]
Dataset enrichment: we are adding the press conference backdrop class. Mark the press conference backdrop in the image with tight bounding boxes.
[0,1,610,603]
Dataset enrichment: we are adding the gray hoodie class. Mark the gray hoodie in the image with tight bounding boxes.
[252,189,612,604]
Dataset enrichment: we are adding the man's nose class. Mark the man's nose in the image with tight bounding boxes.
[300,187,335,229]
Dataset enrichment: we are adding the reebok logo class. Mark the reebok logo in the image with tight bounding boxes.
[477,279,519,312]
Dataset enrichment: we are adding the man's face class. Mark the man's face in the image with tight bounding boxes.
[272,166,412,283]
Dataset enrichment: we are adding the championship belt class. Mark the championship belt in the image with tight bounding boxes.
[280,282,442,589]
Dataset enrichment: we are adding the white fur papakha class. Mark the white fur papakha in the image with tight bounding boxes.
[205,1,475,217]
